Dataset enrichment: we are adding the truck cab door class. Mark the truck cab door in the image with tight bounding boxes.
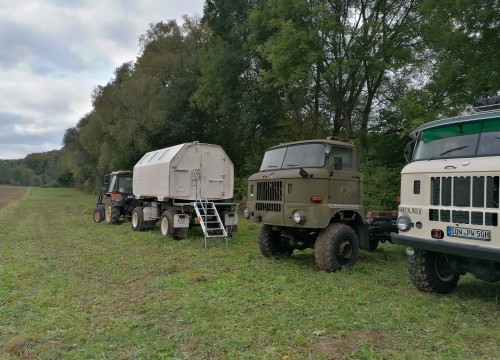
[328,147,361,206]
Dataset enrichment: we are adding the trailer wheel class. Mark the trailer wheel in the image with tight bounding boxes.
[131,207,145,231]
[314,223,359,272]
[258,224,293,257]
[105,201,121,225]
[407,249,459,294]
[160,210,176,238]
[93,205,105,223]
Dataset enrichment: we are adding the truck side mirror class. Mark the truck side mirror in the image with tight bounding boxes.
[333,157,343,170]
[404,141,414,164]
[103,174,110,185]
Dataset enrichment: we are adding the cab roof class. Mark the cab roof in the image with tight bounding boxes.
[410,109,500,139]
[109,170,133,176]
[267,138,356,150]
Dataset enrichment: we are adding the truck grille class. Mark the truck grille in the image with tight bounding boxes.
[256,181,283,213]
[257,181,283,201]
[430,176,499,226]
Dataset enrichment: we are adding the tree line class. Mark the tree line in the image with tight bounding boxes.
[3,0,499,210]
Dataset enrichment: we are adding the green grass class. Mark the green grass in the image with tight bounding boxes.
[0,187,499,359]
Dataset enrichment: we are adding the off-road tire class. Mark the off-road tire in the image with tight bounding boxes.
[160,210,176,238]
[131,207,145,231]
[93,205,105,223]
[314,223,359,272]
[407,249,460,294]
[105,201,121,225]
[258,224,293,257]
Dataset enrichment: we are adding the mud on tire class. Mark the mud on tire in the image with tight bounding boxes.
[314,223,359,272]
[407,249,460,294]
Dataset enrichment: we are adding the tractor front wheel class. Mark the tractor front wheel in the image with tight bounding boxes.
[93,205,105,223]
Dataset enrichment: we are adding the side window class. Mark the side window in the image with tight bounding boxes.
[108,176,117,192]
[330,147,353,169]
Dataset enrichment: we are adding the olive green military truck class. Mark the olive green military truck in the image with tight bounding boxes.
[243,139,397,272]
[392,96,500,293]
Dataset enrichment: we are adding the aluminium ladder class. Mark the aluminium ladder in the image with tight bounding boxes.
[192,169,229,248]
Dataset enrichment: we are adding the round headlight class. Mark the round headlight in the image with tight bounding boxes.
[293,210,305,224]
[396,216,412,232]
[243,207,250,219]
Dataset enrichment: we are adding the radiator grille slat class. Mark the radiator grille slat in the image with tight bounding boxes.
[255,181,283,213]
[429,176,499,227]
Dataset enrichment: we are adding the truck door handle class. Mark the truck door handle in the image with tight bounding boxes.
[444,165,456,169]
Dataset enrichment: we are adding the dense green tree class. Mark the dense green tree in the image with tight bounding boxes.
[250,0,423,143]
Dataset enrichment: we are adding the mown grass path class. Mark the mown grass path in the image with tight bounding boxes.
[0,187,499,359]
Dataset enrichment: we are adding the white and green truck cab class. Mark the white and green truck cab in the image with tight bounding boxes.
[392,97,500,293]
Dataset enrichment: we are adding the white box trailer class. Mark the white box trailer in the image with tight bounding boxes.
[133,142,234,201]
[130,142,238,245]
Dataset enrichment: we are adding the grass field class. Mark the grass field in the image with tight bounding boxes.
[0,187,499,359]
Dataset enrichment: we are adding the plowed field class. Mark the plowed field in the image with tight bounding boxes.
[0,187,27,210]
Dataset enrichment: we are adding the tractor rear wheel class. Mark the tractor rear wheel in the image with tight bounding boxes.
[105,201,121,225]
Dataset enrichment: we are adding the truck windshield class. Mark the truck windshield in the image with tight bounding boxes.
[260,143,326,171]
[413,118,500,161]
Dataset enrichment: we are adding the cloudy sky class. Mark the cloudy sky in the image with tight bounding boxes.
[0,0,204,159]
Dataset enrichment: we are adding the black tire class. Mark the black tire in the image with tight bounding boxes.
[131,207,145,231]
[258,224,293,257]
[93,205,105,223]
[105,200,121,225]
[314,223,359,272]
[407,249,460,294]
[160,210,176,237]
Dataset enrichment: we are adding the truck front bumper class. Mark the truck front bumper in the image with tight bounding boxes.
[391,232,500,263]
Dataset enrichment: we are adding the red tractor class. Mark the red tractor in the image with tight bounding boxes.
[93,171,138,224]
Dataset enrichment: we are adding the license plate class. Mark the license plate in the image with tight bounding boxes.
[174,214,189,228]
[447,226,490,241]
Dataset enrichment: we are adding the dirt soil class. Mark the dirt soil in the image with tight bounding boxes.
[0,187,27,211]
[311,330,391,360]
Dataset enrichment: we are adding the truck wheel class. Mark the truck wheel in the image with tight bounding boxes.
[160,210,176,238]
[93,205,105,223]
[314,223,359,272]
[407,249,459,294]
[105,201,121,225]
[258,224,292,257]
[131,207,145,231]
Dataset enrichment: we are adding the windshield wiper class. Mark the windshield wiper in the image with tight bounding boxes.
[439,145,469,156]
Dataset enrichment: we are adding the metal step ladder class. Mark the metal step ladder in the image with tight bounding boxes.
[194,199,228,248]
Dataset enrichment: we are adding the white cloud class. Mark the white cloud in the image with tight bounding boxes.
[0,0,204,159]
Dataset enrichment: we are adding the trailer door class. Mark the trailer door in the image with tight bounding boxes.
[201,149,226,199]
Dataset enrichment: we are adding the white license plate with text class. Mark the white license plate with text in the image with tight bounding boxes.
[447,226,490,241]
